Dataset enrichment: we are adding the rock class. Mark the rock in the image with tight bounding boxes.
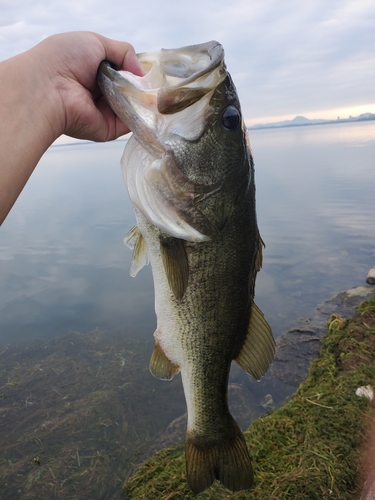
[366,267,375,285]
[260,394,274,410]
[268,326,324,386]
[159,413,187,446]
[268,286,375,387]
[228,383,259,429]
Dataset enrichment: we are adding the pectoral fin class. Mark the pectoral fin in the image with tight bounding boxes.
[160,236,189,301]
[149,341,180,380]
[123,225,148,277]
[235,302,275,380]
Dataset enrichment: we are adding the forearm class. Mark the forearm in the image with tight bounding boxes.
[0,32,142,225]
[0,50,62,225]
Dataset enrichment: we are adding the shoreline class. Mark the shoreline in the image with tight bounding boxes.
[123,275,375,499]
[249,116,375,131]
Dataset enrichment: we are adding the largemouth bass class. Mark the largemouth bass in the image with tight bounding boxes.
[97,41,275,493]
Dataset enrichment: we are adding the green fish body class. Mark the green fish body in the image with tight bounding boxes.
[98,41,275,493]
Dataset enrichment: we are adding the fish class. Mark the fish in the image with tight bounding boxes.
[97,41,275,493]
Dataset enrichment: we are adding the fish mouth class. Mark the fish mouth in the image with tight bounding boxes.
[97,41,227,151]
[97,42,228,242]
[99,41,226,115]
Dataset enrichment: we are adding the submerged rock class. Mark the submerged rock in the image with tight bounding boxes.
[268,285,375,387]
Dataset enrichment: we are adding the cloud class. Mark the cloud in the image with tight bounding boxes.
[0,0,374,122]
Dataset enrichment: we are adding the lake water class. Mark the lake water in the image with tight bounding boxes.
[0,121,374,499]
[1,120,374,345]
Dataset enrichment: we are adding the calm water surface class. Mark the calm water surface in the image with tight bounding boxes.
[0,121,374,498]
[1,121,374,345]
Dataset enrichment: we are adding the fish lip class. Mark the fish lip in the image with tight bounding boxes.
[97,60,126,88]
[98,40,225,94]
[97,60,113,78]
[150,40,224,89]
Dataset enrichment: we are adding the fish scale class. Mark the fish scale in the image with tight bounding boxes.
[97,40,275,493]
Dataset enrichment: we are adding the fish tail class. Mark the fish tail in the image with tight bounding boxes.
[185,420,254,493]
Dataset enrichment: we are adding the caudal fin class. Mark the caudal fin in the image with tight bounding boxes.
[185,421,254,493]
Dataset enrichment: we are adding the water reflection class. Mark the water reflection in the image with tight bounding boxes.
[0,140,155,343]
[251,121,375,335]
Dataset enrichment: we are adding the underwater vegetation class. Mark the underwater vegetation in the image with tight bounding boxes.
[1,297,375,499]
[0,330,185,499]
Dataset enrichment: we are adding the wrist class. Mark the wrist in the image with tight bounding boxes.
[1,54,63,148]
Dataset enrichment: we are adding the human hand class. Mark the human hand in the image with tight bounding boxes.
[29,31,144,142]
[0,31,144,224]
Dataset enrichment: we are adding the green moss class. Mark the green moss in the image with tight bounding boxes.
[123,297,375,500]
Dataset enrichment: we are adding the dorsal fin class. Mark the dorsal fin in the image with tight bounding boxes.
[235,302,275,380]
[149,341,180,380]
[160,236,189,301]
[123,225,148,277]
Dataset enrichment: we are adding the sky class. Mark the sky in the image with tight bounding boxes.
[1,0,374,138]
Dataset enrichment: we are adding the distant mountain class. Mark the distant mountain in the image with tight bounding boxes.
[249,113,375,130]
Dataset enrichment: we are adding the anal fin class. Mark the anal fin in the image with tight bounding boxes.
[235,302,275,380]
[149,341,180,380]
[160,236,189,301]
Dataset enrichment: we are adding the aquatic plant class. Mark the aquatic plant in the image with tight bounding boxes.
[0,330,185,499]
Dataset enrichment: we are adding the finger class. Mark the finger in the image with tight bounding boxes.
[97,34,145,76]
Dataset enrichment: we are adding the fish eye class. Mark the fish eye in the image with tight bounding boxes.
[221,106,241,130]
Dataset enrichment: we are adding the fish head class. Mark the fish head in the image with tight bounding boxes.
[98,41,253,241]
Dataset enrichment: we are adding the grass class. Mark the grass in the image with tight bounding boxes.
[123,296,375,500]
